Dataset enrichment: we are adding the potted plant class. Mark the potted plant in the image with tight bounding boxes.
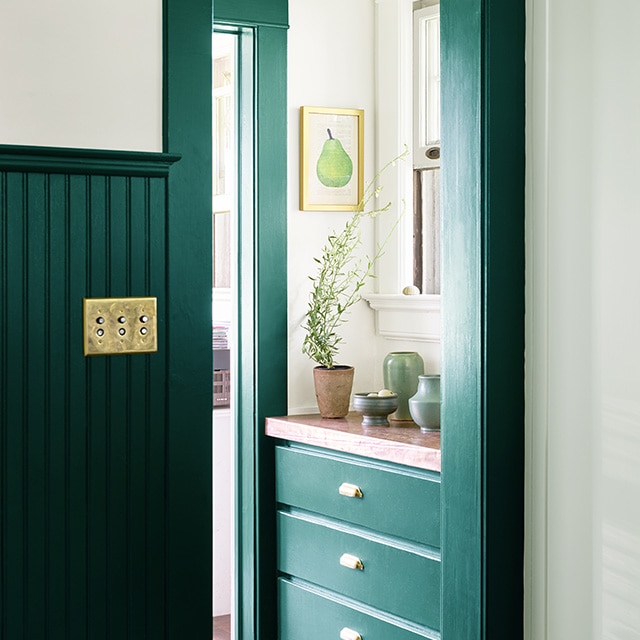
[302,149,408,418]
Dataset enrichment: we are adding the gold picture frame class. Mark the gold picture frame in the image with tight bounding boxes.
[299,106,364,211]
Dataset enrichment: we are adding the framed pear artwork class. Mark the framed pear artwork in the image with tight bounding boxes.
[299,106,365,211]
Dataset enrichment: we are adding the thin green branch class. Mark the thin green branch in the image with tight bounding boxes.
[302,147,409,368]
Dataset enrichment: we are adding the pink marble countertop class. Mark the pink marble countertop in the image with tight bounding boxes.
[265,412,441,472]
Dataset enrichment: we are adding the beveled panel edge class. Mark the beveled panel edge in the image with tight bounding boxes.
[265,413,441,472]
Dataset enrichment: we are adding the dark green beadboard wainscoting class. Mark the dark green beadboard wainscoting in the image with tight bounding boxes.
[0,146,212,639]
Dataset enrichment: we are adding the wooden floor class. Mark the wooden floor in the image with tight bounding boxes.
[213,615,231,640]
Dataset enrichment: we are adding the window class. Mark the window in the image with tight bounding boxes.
[213,34,235,289]
[413,4,440,167]
[413,2,440,295]
[364,0,441,342]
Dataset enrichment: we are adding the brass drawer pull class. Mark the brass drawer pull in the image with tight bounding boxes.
[340,628,362,640]
[339,553,364,571]
[338,482,363,498]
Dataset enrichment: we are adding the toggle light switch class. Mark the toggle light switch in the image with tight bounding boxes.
[83,297,158,356]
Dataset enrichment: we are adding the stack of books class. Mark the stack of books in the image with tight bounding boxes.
[212,324,229,350]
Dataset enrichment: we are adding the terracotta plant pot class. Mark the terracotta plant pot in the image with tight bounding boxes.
[313,365,355,418]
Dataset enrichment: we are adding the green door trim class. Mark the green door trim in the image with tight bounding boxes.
[214,0,288,28]
[213,5,289,640]
[165,0,287,636]
[245,25,288,640]
[164,0,214,635]
[166,0,523,637]
[441,0,525,638]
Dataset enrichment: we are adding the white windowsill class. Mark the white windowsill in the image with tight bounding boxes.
[362,293,441,342]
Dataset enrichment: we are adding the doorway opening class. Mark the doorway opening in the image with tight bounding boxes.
[209,11,287,640]
[212,29,239,640]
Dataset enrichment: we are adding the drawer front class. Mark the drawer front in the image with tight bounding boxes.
[275,445,440,547]
[278,511,440,630]
[279,577,437,640]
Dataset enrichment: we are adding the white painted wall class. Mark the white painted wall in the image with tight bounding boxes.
[526,0,640,637]
[212,408,233,617]
[0,0,162,151]
[287,0,439,414]
[287,0,376,414]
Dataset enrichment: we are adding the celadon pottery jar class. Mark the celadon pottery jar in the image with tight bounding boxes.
[382,351,424,421]
[408,374,441,432]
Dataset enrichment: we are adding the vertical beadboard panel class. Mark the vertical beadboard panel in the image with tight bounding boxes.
[45,173,71,636]
[0,172,5,637]
[67,173,90,640]
[0,150,176,640]
[3,171,28,640]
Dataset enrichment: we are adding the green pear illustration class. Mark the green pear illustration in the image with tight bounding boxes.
[316,128,353,188]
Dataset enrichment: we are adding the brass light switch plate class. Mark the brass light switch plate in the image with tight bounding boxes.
[83,297,158,356]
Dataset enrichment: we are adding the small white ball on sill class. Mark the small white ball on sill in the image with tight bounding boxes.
[402,285,420,295]
[378,389,394,397]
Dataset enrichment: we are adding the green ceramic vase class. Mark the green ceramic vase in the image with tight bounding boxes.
[408,374,441,431]
[382,351,424,421]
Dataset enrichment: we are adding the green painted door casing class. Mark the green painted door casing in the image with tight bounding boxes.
[441,0,525,638]
[212,2,288,640]
[164,0,214,636]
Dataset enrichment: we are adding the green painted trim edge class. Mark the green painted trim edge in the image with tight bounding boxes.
[440,0,483,636]
[252,25,288,640]
[164,0,213,637]
[0,145,181,177]
[215,18,289,29]
[481,0,526,637]
[441,0,525,637]
[213,9,288,640]
[215,0,288,28]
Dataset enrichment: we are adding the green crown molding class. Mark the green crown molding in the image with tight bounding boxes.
[0,145,181,177]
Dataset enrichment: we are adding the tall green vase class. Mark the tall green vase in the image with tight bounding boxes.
[382,351,424,422]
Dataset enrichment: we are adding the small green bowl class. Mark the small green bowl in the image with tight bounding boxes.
[352,392,399,427]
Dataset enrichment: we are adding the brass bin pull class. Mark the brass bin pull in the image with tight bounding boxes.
[340,628,362,640]
[338,482,363,498]
[340,553,364,571]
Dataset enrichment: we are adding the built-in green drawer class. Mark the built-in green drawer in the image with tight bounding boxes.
[275,445,440,547]
[278,577,439,640]
[278,510,440,630]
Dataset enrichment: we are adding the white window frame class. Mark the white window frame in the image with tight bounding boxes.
[365,0,440,343]
[413,4,440,170]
